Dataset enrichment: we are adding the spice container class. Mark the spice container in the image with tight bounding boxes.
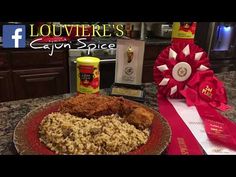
[171,22,197,43]
[76,56,100,94]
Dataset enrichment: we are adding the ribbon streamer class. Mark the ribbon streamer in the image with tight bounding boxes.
[158,95,203,155]
[196,103,236,151]
[154,42,236,154]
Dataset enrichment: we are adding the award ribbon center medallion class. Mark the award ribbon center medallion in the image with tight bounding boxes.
[172,62,192,82]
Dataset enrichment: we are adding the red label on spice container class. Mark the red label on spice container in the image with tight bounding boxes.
[76,57,100,94]
[171,22,197,43]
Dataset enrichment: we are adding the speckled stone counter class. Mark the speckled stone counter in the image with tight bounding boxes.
[0,71,236,155]
[0,94,73,154]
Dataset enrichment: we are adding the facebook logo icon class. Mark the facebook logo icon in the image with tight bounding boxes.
[3,25,26,48]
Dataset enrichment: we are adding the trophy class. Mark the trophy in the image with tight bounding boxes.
[110,39,145,102]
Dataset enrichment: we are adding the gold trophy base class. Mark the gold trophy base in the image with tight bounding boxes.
[110,83,145,102]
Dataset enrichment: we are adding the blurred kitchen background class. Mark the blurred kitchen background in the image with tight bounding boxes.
[1,22,236,102]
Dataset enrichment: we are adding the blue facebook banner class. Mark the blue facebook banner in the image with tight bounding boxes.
[3,25,26,48]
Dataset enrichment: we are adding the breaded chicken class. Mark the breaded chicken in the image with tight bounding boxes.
[59,94,154,129]
[125,107,154,130]
[60,94,134,118]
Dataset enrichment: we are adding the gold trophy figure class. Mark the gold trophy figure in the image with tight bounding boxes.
[127,46,134,63]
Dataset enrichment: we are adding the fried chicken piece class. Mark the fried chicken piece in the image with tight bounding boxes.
[125,107,154,130]
[60,94,134,118]
[59,94,154,129]
[119,98,138,116]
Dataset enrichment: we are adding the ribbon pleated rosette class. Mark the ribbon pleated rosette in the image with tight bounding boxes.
[180,70,236,151]
[154,42,236,154]
[153,42,210,98]
[181,70,231,111]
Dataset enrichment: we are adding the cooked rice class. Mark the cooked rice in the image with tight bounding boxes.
[39,112,149,155]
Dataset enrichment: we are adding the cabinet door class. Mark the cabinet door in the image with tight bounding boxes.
[12,67,69,100]
[0,71,14,102]
[144,44,168,60]
[0,52,10,69]
[100,61,116,89]
[142,60,155,83]
[11,49,68,69]
[142,44,169,83]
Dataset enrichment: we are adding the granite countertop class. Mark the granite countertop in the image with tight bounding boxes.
[0,72,236,155]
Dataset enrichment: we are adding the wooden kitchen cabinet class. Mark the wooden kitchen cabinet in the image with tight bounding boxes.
[0,51,13,102]
[12,67,68,100]
[142,44,169,83]
[0,48,69,102]
[100,61,116,89]
[11,49,66,69]
[0,71,14,102]
[142,60,156,83]
[144,44,167,60]
[0,52,10,69]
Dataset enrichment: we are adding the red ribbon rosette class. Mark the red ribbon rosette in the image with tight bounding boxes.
[155,42,236,153]
[181,70,231,111]
[153,42,210,98]
[180,70,236,150]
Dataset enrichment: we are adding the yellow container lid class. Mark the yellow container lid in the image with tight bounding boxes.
[76,56,100,64]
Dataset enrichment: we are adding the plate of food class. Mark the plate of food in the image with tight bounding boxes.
[13,94,171,155]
